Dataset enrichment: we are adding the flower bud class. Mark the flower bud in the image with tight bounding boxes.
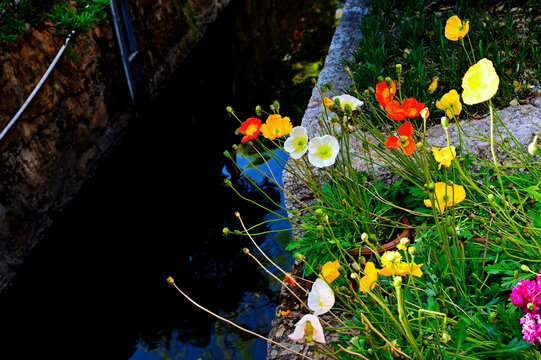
[441,332,451,343]
[385,77,392,87]
[222,227,230,236]
[408,246,418,257]
[363,89,370,98]
[416,141,425,151]
[528,140,538,156]
[226,106,234,113]
[441,116,450,128]
[426,182,435,192]
[255,105,262,116]
[166,276,175,285]
[397,237,410,251]
[528,302,535,311]
[514,270,519,279]
[487,194,495,202]
[273,100,280,112]
[315,225,325,238]
[350,261,361,272]
[361,232,368,242]
[294,252,306,262]
[393,276,402,287]
[396,63,402,75]
[223,150,231,159]
[243,247,250,254]
[521,264,530,272]
[223,179,232,187]
[490,311,499,324]
[377,76,384,83]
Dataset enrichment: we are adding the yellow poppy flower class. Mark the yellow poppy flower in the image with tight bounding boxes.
[432,146,456,169]
[445,15,469,41]
[260,114,293,140]
[424,182,466,213]
[436,89,462,119]
[461,58,500,105]
[359,261,378,293]
[321,260,340,283]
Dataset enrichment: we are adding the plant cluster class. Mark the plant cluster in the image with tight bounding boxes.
[347,0,541,121]
[0,0,110,42]
[214,12,541,360]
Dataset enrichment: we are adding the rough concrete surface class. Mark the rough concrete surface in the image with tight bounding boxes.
[270,0,541,358]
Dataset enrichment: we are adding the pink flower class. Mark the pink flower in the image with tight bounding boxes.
[520,313,541,344]
[510,273,541,314]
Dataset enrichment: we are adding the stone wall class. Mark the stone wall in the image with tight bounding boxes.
[0,0,231,292]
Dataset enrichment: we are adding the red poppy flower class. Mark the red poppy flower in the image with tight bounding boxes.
[239,117,261,142]
[402,98,425,118]
[375,79,397,107]
[385,100,406,121]
[385,122,416,155]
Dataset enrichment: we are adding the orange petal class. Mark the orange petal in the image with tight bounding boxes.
[385,136,400,149]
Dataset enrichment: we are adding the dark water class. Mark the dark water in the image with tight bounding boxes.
[0,1,336,358]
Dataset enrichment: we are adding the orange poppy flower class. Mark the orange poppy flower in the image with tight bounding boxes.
[385,100,406,121]
[284,272,296,287]
[385,122,416,155]
[375,79,397,107]
[239,117,261,142]
[402,98,425,118]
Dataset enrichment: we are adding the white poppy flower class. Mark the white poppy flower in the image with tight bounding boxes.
[333,94,364,111]
[288,314,326,344]
[308,135,339,168]
[307,278,335,316]
[284,126,308,159]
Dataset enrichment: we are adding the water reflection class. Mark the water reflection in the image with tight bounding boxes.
[0,0,336,358]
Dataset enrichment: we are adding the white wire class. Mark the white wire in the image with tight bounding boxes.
[0,32,73,142]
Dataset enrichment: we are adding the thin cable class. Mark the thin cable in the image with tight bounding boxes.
[0,33,72,142]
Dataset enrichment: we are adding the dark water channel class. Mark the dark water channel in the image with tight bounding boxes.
[0,1,337,358]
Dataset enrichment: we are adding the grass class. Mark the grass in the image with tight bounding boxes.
[346,0,541,121]
[0,0,111,42]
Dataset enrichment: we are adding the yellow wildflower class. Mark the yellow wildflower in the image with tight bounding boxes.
[462,58,500,105]
[436,89,462,119]
[321,260,340,283]
[424,182,466,213]
[428,77,439,94]
[445,15,469,41]
[260,114,293,140]
[378,262,423,277]
[432,146,457,169]
[380,251,402,269]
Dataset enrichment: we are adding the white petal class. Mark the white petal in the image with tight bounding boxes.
[288,314,326,344]
[333,94,364,110]
[284,126,308,159]
[307,278,335,315]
